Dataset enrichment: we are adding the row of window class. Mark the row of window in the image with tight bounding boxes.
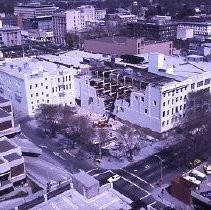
[163,95,187,106]
[163,87,187,98]
[31,92,49,98]
[58,76,71,83]
[52,84,71,92]
[163,104,186,117]
[191,79,210,89]
[162,114,185,127]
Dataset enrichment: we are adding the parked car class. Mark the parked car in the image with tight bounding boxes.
[203,164,211,175]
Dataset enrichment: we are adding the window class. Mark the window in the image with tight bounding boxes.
[176,97,178,102]
[205,79,210,85]
[145,109,147,113]
[47,100,49,103]
[163,102,165,106]
[172,91,175,96]
[30,85,32,89]
[66,84,68,89]
[46,86,48,89]
[58,78,60,82]
[32,106,34,110]
[175,106,178,113]
[69,76,71,81]
[163,93,166,97]
[42,92,44,95]
[37,100,39,103]
[180,105,182,110]
[31,94,33,97]
[135,96,138,100]
[31,101,33,104]
[180,96,182,100]
[46,94,49,97]
[41,83,43,86]
[36,93,38,96]
[141,97,144,102]
[172,99,174,104]
[35,84,38,88]
[52,88,54,92]
[45,78,47,80]
[172,108,174,114]
[163,111,165,117]
[167,120,169,125]
[168,100,170,105]
[162,121,165,127]
[167,110,169,115]
[153,100,157,106]
[197,81,203,87]
[184,104,186,109]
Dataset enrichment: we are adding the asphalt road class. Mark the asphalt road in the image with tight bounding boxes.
[20,118,181,209]
[87,149,182,209]
[20,120,97,174]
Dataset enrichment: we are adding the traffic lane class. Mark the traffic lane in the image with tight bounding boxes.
[93,170,115,185]
[115,169,154,192]
[21,122,96,173]
[114,178,149,201]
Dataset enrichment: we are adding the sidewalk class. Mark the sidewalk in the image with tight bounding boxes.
[151,185,194,210]
[98,136,177,169]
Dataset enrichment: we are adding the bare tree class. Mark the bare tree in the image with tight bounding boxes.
[177,89,211,164]
[97,128,110,159]
[118,125,143,160]
[65,115,95,148]
[36,104,62,137]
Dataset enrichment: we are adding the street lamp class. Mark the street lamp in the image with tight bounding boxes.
[154,154,163,185]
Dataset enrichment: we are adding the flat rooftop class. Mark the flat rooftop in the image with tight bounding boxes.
[3,153,22,162]
[0,96,9,104]
[0,26,20,31]
[39,50,110,69]
[73,171,99,188]
[0,138,16,153]
[0,108,10,118]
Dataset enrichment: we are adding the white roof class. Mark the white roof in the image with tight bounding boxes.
[0,56,68,80]
[39,50,110,69]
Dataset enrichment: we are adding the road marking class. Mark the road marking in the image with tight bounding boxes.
[50,202,60,210]
[63,197,78,209]
[93,170,114,177]
[120,176,150,196]
[120,169,154,188]
[140,194,151,200]
[59,155,66,160]
[87,168,99,174]
[63,149,76,158]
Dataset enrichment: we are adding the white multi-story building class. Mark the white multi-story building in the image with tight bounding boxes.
[53,5,106,45]
[178,22,211,39]
[0,50,108,116]
[0,26,22,47]
[95,9,106,20]
[0,57,78,116]
[75,53,211,133]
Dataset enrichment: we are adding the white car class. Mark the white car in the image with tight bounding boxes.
[107,174,120,182]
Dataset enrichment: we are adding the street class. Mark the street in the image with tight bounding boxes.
[20,118,182,209]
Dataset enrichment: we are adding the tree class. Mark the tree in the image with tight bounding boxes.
[65,32,79,48]
[118,125,143,160]
[97,128,110,159]
[177,89,211,164]
[36,104,62,137]
[65,116,95,148]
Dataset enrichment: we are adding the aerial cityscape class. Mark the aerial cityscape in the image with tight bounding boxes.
[0,0,211,209]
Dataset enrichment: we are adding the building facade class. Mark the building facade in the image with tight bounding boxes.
[127,20,178,41]
[14,4,58,19]
[177,22,211,39]
[0,26,21,47]
[0,57,78,116]
[74,53,211,133]
[84,36,173,56]
[95,9,106,20]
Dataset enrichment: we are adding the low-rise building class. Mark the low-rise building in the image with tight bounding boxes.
[0,26,21,47]
[84,36,173,56]
[95,9,106,20]
[0,136,26,195]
